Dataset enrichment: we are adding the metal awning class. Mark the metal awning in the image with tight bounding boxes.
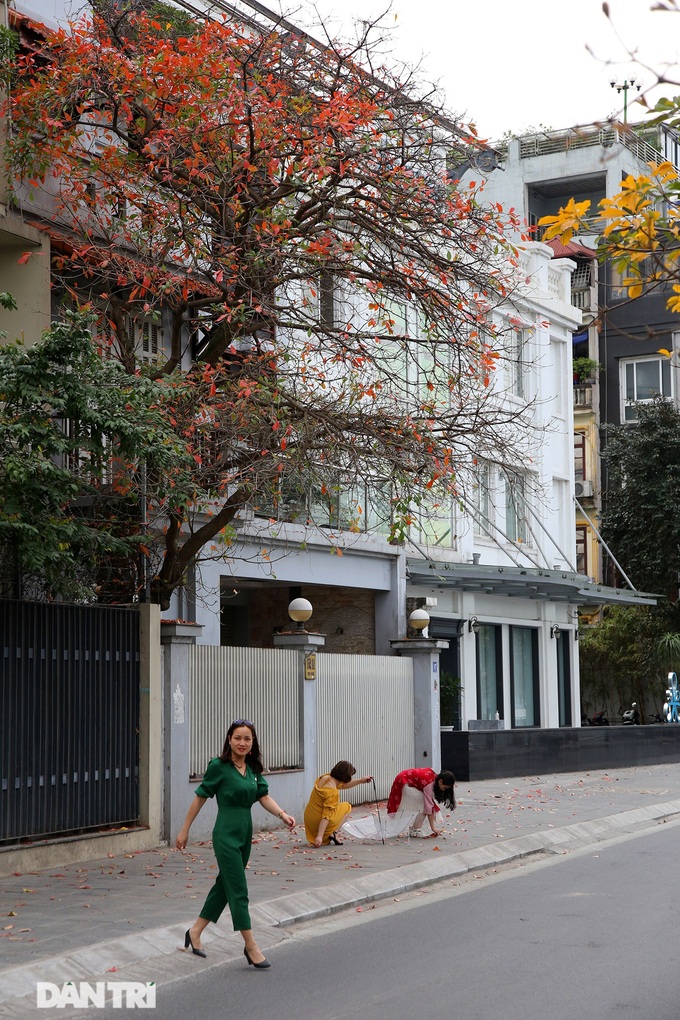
[406,559,658,607]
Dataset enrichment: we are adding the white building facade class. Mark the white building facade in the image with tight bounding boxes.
[181,242,590,733]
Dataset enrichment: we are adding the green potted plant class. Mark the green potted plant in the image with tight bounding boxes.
[573,356,601,384]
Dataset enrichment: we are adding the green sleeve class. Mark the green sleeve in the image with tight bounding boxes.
[194,758,222,799]
[256,772,269,799]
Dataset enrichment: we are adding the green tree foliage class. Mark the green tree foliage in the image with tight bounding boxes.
[602,397,680,599]
[579,605,670,721]
[579,398,680,717]
[0,314,192,602]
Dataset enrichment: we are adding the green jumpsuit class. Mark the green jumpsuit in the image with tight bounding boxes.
[195,757,269,932]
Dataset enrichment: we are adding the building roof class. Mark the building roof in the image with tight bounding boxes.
[406,559,657,608]
[546,238,597,260]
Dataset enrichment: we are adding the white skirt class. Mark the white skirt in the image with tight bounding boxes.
[340,784,425,841]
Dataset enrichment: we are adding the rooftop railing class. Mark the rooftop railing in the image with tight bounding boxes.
[518,124,673,171]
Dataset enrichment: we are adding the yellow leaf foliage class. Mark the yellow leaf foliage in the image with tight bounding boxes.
[538,198,592,245]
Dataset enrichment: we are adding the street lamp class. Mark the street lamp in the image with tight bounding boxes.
[288,597,313,632]
[610,78,641,126]
[409,609,430,635]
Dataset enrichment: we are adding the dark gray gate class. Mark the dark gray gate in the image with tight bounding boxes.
[1,600,140,844]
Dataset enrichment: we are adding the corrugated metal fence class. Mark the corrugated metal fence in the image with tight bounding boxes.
[1,599,140,844]
[189,646,414,799]
[316,653,414,801]
[190,646,301,775]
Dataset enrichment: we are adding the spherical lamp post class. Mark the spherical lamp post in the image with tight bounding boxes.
[409,609,430,636]
[288,597,313,632]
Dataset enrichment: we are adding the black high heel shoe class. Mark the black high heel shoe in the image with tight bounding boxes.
[244,947,271,969]
[184,929,207,958]
[328,833,343,846]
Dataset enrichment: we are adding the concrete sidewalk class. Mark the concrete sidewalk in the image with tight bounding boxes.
[3,763,680,1016]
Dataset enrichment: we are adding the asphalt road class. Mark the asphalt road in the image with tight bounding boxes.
[83,820,680,1020]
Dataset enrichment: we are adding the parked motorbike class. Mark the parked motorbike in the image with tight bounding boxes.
[622,702,640,725]
[581,709,609,726]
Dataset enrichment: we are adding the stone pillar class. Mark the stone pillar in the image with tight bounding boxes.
[160,620,203,842]
[273,630,326,781]
[138,603,162,840]
[390,638,449,772]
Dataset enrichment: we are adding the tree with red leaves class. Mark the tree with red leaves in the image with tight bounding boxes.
[3,3,530,608]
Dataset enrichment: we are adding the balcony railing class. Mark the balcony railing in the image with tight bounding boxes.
[573,382,593,408]
[571,288,593,312]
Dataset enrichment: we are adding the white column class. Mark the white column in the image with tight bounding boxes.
[390,638,449,771]
[273,630,326,781]
[160,621,203,841]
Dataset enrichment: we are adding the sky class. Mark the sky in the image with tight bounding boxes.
[289,0,680,141]
[34,0,680,141]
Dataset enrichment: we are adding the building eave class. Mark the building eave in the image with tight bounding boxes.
[406,559,658,608]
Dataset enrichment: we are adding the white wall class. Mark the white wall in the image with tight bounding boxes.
[12,0,86,29]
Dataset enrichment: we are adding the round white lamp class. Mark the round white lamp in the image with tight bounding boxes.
[409,609,430,634]
[288,597,313,631]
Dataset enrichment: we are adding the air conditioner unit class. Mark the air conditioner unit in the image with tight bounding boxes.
[575,480,594,498]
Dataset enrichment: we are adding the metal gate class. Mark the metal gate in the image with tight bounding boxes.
[1,599,140,844]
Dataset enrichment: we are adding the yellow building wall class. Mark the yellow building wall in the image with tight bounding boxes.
[0,2,51,344]
[574,412,602,587]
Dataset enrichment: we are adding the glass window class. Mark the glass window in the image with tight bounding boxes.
[575,525,588,576]
[295,274,335,327]
[551,338,565,417]
[413,491,455,548]
[365,479,392,536]
[663,128,680,168]
[504,470,528,544]
[608,261,627,302]
[557,631,572,727]
[338,480,364,531]
[319,271,335,326]
[507,329,529,398]
[574,433,586,482]
[620,356,671,421]
[510,626,539,727]
[299,278,320,321]
[473,461,492,536]
[476,624,503,720]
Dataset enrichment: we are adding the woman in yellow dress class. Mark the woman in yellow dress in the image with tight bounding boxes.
[304,761,373,846]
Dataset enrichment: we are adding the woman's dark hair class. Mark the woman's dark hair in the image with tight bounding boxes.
[219,720,264,774]
[329,760,356,784]
[433,770,456,809]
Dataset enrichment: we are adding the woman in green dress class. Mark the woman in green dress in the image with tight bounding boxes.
[176,719,295,969]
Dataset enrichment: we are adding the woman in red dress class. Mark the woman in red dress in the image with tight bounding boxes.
[386,768,456,837]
